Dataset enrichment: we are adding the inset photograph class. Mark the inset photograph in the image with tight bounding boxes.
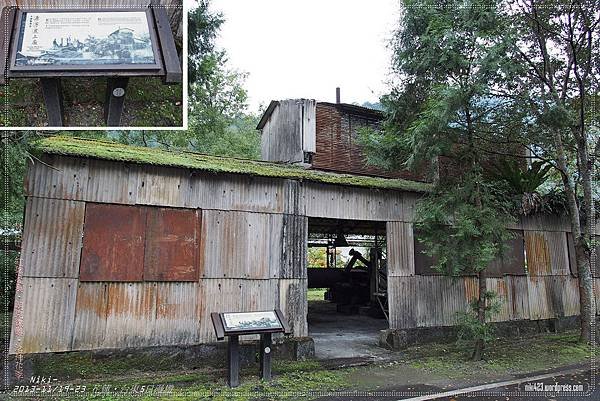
[0,0,184,128]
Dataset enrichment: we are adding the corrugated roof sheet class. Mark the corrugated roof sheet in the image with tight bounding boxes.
[33,137,431,193]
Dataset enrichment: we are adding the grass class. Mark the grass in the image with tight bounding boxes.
[405,330,590,379]
[5,330,591,400]
[45,359,352,401]
[307,289,327,302]
[1,77,183,128]
[31,136,432,192]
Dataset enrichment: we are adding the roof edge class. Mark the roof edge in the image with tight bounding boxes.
[256,100,279,130]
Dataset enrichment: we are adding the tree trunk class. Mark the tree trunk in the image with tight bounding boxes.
[553,130,595,343]
[575,238,595,342]
[472,269,487,361]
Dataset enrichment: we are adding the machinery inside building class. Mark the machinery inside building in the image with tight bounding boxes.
[307,218,388,318]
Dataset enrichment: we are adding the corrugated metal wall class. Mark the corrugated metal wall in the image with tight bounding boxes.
[11,156,318,353]
[386,215,595,330]
[10,155,596,353]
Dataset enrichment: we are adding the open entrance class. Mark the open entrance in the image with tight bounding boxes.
[307,217,389,360]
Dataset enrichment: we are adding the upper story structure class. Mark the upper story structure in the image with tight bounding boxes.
[257,96,424,182]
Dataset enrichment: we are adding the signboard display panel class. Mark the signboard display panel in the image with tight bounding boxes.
[222,311,283,332]
[10,10,161,70]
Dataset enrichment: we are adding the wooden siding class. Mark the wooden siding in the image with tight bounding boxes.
[261,100,316,163]
[20,197,85,278]
[311,103,424,180]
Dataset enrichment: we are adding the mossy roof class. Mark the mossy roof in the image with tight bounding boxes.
[33,136,432,193]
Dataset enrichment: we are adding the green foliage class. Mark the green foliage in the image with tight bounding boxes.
[490,160,551,195]
[307,248,346,269]
[456,291,502,347]
[415,174,515,276]
[188,0,225,87]
[122,0,261,159]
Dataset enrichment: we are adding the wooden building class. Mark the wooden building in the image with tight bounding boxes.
[9,105,600,354]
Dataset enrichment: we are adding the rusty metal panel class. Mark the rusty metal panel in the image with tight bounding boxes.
[137,165,191,208]
[102,282,157,348]
[506,275,530,320]
[464,276,479,305]
[72,282,199,350]
[387,222,415,276]
[185,172,287,214]
[200,210,282,279]
[9,278,78,354]
[197,279,278,342]
[280,215,308,279]
[279,279,308,336]
[525,231,570,276]
[27,155,89,199]
[72,283,108,350]
[20,197,85,278]
[144,208,200,281]
[85,159,138,205]
[387,276,417,329]
[80,204,146,282]
[303,182,405,222]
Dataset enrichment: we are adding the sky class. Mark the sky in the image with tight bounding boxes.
[212,0,400,113]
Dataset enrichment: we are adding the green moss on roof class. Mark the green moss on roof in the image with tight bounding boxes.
[33,136,432,193]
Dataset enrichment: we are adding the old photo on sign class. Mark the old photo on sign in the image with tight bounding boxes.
[14,11,157,67]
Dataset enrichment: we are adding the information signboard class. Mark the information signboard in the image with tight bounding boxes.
[211,309,291,387]
[222,311,283,332]
[11,10,161,71]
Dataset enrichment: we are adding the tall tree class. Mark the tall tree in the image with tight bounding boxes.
[119,0,261,159]
[361,0,517,360]
[502,0,599,342]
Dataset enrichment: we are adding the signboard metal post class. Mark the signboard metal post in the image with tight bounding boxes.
[40,77,64,126]
[227,335,240,387]
[211,310,291,388]
[105,77,130,126]
[259,333,272,380]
